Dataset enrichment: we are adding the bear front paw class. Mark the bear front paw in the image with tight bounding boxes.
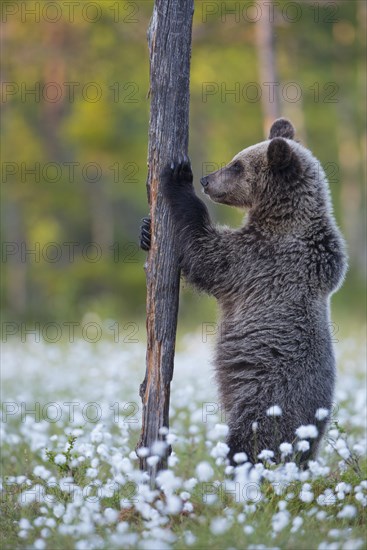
[140,216,151,251]
[161,157,193,198]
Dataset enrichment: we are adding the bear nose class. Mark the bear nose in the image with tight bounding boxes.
[200,176,209,187]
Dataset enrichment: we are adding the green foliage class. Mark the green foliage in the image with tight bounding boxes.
[45,434,77,476]
[1,0,365,327]
[1,331,366,549]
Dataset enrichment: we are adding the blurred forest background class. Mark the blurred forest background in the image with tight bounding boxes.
[1,0,366,339]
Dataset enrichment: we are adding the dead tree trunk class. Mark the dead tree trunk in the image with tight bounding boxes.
[137,0,194,477]
[255,0,281,137]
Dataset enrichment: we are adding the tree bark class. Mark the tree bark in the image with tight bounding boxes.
[255,0,281,137]
[137,0,194,477]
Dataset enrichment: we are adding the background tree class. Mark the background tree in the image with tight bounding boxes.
[255,0,281,136]
[1,0,365,328]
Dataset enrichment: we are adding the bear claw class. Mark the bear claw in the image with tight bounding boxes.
[160,159,193,200]
[140,216,151,251]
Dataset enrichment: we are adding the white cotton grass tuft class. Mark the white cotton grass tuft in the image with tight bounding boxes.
[338,505,357,519]
[195,461,214,482]
[104,508,119,523]
[213,423,229,438]
[146,455,160,467]
[272,510,290,533]
[18,485,45,506]
[315,408,329,421]
[166,432,177,445]
[19,518,31,530]
[233,452,248,464]
[165,495,182,515]
[266,405,282,417]
[210,517,231,535]
[33,465,51,480]
[184,531,196,546]
[297,440,310,452]
[353,443,366,457]
[317,489,336,506]
[151,440,168,457]
[86,467,98,478]
[299,488,314,503]
[156,470,182,493]
[335,482,351,495]
[137,447,149,458]
[295,425,318,439]
[291,516,303,533]
[279,442,293,457]
[210,442,229,459]
[53,504,65,518]
[168,454,179,467]
[334,438,351,460]
[54,454,66,465]
[258,449,274,461]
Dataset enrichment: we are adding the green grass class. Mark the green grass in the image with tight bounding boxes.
[1,333,366,549]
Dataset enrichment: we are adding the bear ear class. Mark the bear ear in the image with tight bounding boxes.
[268,118,295,140]
[267,137,294,171]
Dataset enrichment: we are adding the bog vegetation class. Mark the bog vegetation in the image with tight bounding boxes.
[1,334,366,549]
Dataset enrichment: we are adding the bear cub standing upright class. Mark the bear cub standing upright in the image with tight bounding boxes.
[140,118,347,466]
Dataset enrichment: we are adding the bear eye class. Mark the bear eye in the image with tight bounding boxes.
[231,161,242,173]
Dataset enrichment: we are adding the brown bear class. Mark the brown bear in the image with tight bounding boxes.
[140,119,347,466]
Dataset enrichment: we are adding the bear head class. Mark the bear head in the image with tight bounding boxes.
[200,118,313,210]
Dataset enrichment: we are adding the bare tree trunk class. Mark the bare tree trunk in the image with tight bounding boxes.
[137,0,194,478]
[4,199,27,316]
[88,180,114,254]
[279,33,307,144]
[336,0,366,277]
[255,0,281,137]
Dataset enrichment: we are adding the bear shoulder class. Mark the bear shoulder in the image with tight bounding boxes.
[306,221,348,294]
